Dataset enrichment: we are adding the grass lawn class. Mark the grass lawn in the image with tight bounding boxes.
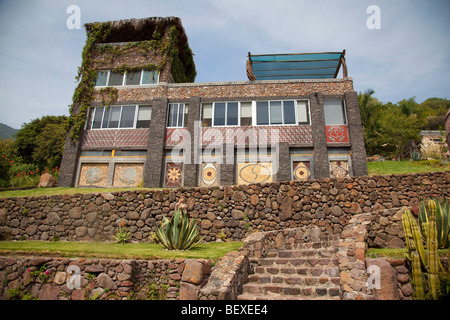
[0,187,159,199]
[367,248,449,259]
[0,240,243,262]
[367,160,449,176]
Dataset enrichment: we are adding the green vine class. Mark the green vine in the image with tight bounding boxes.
[66,22,196,143]
[98,87,118,107]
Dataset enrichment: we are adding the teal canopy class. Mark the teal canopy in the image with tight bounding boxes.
[247,51,346,80]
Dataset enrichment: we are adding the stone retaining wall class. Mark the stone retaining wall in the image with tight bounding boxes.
[0,171,448,243]
[0,256,210,300]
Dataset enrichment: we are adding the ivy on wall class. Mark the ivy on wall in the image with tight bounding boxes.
[66,22,196,142]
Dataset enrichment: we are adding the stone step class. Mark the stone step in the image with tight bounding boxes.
[254,257,339,269]
[266,248,337,259]
[241,283,341,299]
[253,265,340,277]
[248,274,341,287]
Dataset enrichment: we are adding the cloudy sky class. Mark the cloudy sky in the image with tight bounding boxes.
[0,0,449,129]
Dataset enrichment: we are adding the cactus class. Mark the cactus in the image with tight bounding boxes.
[411,251,425,299]
[426,200,440,300]
[401,202,444,300]
[419,198,450,248]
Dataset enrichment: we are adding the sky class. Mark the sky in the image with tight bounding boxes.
[0,0,449,129]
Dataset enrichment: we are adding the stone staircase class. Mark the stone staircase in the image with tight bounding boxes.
[238,238,341,300]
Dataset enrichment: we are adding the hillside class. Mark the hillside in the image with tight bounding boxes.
[0,123,19,140]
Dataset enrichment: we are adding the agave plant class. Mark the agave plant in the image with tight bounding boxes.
[115,220,131,244]
[419,197,450,248]
[155,208,204,250]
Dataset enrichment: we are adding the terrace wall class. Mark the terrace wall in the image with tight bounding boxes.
[0,171,448,245]
[0,256,210,300]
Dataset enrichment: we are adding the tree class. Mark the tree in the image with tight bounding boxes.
[32,122,66,169]
[14,115,67,170]
[358,89,384,156]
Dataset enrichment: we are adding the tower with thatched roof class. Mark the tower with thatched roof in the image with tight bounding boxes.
[59,16,367,189]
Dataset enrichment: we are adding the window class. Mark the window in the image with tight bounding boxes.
[323,100,347,125]
[80,150,112,157]
[94,70,159,87]
[167,103,185,128]
[90,106,137,129]
[201,103,212,127]
[109,71,124,86]
[92,107,104,129]
[240,102,252,126]
[120,106,136,128]
[102,107,121,128]
[213,102,239,126]
[95,71,108,86]
[141,70,158,84]
[136,105,152,128]
[297,101,310,125]
[256,100,297,125]
[125,71,141,86]
[114,150,147,157]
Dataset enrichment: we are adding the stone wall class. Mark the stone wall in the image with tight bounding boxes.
[0,256,210,300]
[0,171,448,243]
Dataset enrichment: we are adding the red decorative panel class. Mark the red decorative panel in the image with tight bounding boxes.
[200,126,312,146]
[165,128,190,147]
[164,162,183,187]
[325,125,349,143]
[81,129,150,148]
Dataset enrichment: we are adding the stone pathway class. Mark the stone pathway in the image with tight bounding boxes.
[238,240,341,300]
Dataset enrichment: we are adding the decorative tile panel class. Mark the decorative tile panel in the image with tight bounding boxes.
[200,126,312,146]
[165,128,190,147]
[81,129,150,148]
[325,125,349,143]
[292,161,311,181]
[237,162,273,185]
[199,162,219,187]
[113,163,144,187]
[329,160,350,178]
[78,163,108,186]
[164,162,183,187]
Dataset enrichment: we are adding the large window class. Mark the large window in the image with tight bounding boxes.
[90,105,152,129]
[213,102,239,126]
[323,100,347,125]
[136,106,152,128]
[95,70,159,87]
[256,100,296,125]
[167,103,187,128]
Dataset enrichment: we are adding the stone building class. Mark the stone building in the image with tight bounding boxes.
[59,17,367,188]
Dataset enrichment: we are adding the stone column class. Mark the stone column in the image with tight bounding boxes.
[221,143,235,186]
[345,91,368,176]
[276,142,290,182]
[183,96,201,187]
[58,135,82,187]
[143,97,168,188]
[58,103,83,187]
[309,92,329,179]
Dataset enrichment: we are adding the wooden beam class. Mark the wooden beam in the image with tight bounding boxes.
[247,52,256,81]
